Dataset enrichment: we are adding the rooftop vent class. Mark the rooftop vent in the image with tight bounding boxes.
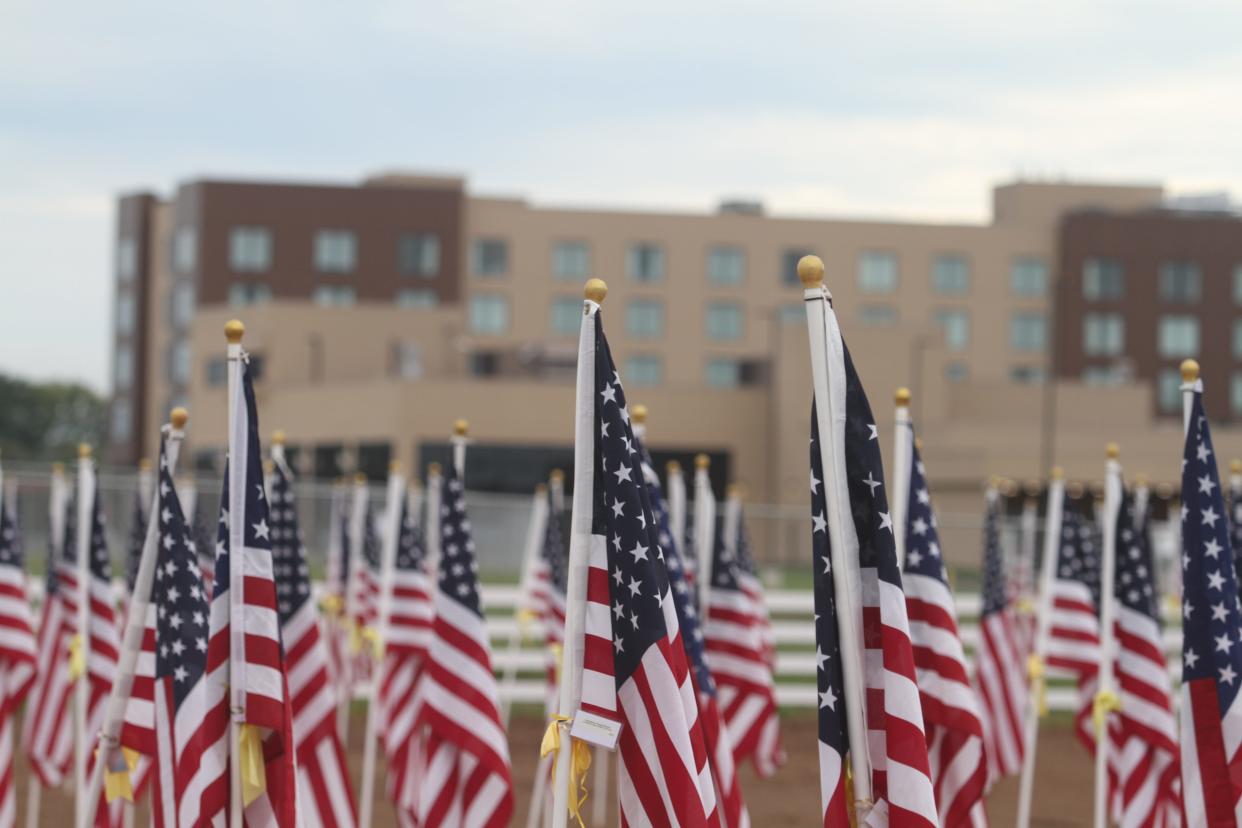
[718,199,764,216]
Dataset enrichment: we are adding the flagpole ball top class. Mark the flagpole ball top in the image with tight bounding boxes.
[389,459,401,472]
[1001,479,1019,497]
[631,404,648,425]
[1051,466,1064,480]
[453,419,469,437]
[535,483,548,495]
[271,429,285,446]
[1232,459,1242,474]
[1106,442,1120,460]
[988,474,1001,489]
[1135,473,1149,487]
[549,469,564,484]
[263,459,275,475]
[428,462,442,476]
[225,319,245,344]
[914,437,923,451]
[584,278,608,304]
[666,460,681,474]
[895,387,911,406]
[170,407,189,430]
[1181,359,1200,383]
[797,255,825,288]
[695,453,710,470]
[139,457,153,472]
[1024,479,1041,496]
[78,443,92,459]
[1067,481,1085,497]
[51,462,64,475]
[354,472,368,485]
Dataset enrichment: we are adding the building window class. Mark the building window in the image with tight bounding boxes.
[625,355,663,387]
[1083,258,1124,300]
[1083,313,1125,356]
[705,302,743,341]
[945,362,968,383]
[1010,365,1045,384]
[553,241,590,280]
[550,297,582,336]
[626,299,664,339]
[398,233,440,277]
[228,282,273,307]
[170,281,195,328]
[314,230,356,274]
[934,309,970,351]
[1159,261,1202,303]
[391,342,424,380]
[932,255,970,295]
[1233,374,1242,415]
[469,295,509,334]
[705,359,740,388]
[117,238,137,282]
[472,239,509,276]
[708,247,745,286]
[172,227,197,274]
[858,305,898,326]
[1234,265,1242,304]
[114,346,133,391]
[1010,312,1046,352]
[858,251,898,293]
[781,249,813,287]
[1083,365,1123,386]
[396,289,439,308]
[469,352,500,377]
[627,243,665,283]
[1157,369,1182,412]
[206,357,227,387]
[1157,315,1199,358]
[1011,258,1047,296]
[111,398,131,442]
[168,341,190,385]
[229,226,272,272]
[115,292,135,335]
[1234,320,1242,359]
[312,285,356,307]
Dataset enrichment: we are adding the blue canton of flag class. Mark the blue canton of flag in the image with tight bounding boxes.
[127,486,147,594]
[1230,473,1242,603]
[439,468,483,616]
[1116,491,1158,623]
[901,443,947,585]
[269,466,312,624]
[542,492,568,596]
[396,495,425,574]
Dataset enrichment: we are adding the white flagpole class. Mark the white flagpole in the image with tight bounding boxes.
[891,388,912,568]
[668,461,686,560]
[137,458,154,521]
[799,254,874,814]
[358,461,406,828]
[424,463,444,604]
[78,411,188,828]
[693,455,716,615]
[1015,467,1064,828]
[28,463,66,828]
[224,319,246,828]
[451,419,470,481]
[505,483,548,730]
[523,475,557,828]
[1093,444,1122,828]
[339,471,368,745]
[552,279,605,828]
[73,442,95,824]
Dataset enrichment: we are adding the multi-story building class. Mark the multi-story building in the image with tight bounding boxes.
[111,172,1242,564]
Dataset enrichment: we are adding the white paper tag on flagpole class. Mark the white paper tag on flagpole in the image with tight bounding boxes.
[570,709,622,750]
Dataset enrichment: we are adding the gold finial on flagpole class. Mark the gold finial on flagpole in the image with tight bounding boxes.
[225,319,245,344]
[453,419,469,437]
[895,387,911,406]
[78,443,92,459]
[1231,459,1242,475]
[427,462,442,476]
[354,472,367,485]
[694,453,710,470]
[535,483,548,495]
[1024,479,1041,496]
[1106,442,1120,460]
[549,469,564,484]
[271,429,285,446]
[1135,473,1149,487]
[797,255,825,288]
[631,404,648,425]
[1181,358,1200,383]
[170,407,189,430]
[51,462,64,475]
[1051,466,1064,480]
[389,460,401,472]
[666,460,681,474]
[139,458,152,471]
[584,279,608,304]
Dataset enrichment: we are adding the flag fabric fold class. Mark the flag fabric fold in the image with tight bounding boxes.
[0,484,38,826]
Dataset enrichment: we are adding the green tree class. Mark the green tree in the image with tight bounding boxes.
[0,373,108,462]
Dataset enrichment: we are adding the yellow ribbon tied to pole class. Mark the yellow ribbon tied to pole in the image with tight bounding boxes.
[67,633,85,680]
[98,744,140,803]
[320,593,344,618]
[1092,689,1121,737]
[238,723,268,806]
[1027,654,1047,717]
[360,626,383,661]
[540,714,591,827]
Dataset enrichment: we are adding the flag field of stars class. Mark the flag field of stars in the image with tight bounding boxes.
[438,467,484,618]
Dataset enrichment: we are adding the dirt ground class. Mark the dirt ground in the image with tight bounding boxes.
[18,709,1095,826]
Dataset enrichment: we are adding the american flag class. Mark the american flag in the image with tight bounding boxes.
[1230,471,1242,602]
[528,488,568,704]
[377,489,433,823]
[409,466,512,826]
[900,435,987,827]
[22,491,75,787]
[808,340,938,827]
[324,485,350,703]
[572,310,717,826]
[350,493,381,685]
[1045,502,1102,753]
[1111,489,1181,827]
[1179,384,1242,826]
[0,485,37,826]
[205,358,297,827]
[639,439,750,828]
[125,480,147,596]
[704,507,785,780]
[270,458,358,827]
[974,487,1028,785]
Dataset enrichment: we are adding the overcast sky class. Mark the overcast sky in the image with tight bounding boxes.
[4,1,1241,391]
